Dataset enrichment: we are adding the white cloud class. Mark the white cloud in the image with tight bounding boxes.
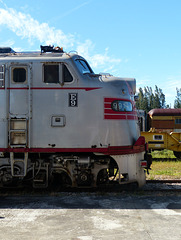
[167,76,181,90]
[76,39,121,71]
[0,5,122,74]
[76,39,95,58]
[136,77,150,88]
[0,8,74,48]
[0,39,15,47]
[162,76,181,102]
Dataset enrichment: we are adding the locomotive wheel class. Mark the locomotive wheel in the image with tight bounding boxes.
[52,172,72,187]
[96,169,109,185]
[0,166,20,187]
[77,171,92,186]
[173,151,181,159]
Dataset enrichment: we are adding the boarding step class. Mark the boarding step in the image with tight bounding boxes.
[32,163,49,188]
[10,152,28,177]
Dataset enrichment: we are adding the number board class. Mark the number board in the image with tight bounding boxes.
[69,93,78,107]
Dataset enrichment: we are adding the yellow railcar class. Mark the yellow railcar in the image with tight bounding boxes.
[138,109,181,158]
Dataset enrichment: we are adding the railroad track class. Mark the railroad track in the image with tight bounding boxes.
[0,180,181,194]
[0,181,180,194]
[144,179,181,192]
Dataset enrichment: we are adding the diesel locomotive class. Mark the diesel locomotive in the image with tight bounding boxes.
[0,45,149,188]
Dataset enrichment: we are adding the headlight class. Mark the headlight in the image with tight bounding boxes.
[111,100,132,112]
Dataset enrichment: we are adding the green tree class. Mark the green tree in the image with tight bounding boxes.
[153,85,166,109]
[136,85,166,113]
[174,88,181,108]
[136,87,144,109]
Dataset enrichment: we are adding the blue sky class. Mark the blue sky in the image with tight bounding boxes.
[0,0,181,107]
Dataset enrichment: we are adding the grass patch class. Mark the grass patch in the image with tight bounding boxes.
[151,149,176,159]
[146,160,181,180]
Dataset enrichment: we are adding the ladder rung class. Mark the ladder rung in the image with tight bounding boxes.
[10,145,26,148]
[9,129,26,132]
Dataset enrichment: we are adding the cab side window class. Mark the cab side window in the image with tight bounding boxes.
[63,65,73,82]
[44,64,59,83]
[43,63,73,84]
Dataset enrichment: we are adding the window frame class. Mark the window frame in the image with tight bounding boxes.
[62,64,73,83]
[43,64,60,84]
[43,62,74,85]
[111,100,133,112]
[175,119,181,124]
[153,135,163,141]
[75,58,93,75]
[11,66,28,84]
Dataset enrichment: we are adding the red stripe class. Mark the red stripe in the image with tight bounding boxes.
[7,87,101,91]
[104,109,136,115]
[127,115,136,120]
[0,144,145,155]
[104,97,138,120]
[7,87,28,90]
[104,98,132,103]
[105,115,137,120]
[104,115,127,120]
[104,103,111,108]
[104,114,137,120]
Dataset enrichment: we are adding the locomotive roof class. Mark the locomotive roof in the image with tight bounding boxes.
[148,108,181,117]
[0,51,76,59]
[0,46,80,61]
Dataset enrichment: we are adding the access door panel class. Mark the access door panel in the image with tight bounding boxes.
[9,65,30,115]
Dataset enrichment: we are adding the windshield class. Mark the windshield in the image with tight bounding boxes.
[75,59,93,74]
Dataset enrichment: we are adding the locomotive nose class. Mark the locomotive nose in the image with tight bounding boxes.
[115,78,136,96]
[100,75,136,96]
